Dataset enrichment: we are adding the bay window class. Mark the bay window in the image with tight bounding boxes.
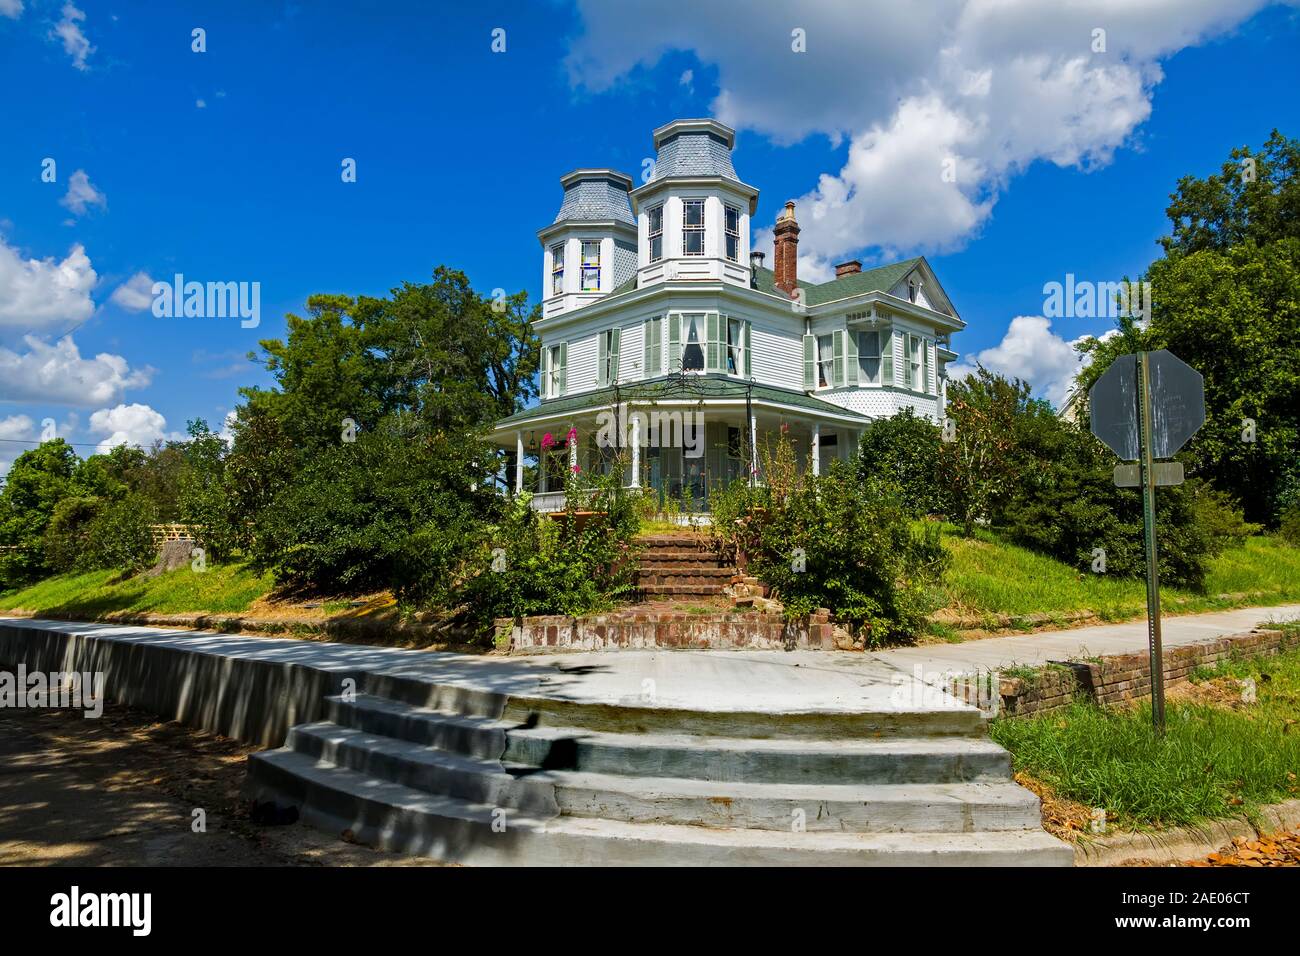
[725,204,740,262]
[856,329,883,384]
[682,200,705,256]
[581,240,601,291]
[551,243,565,296]
[817,333,834,389]
[648,205,663,263]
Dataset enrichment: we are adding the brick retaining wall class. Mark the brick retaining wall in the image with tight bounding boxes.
[501,608,834,652]
[1000,627,1300,716]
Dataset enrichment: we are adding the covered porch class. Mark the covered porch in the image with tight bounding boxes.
[490,377,871,513]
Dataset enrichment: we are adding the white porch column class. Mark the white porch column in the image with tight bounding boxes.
[515,432,524,494]
[630,413,641,488]
[811,421,821,477]
[569,426,578,472]
[749,414,758,486]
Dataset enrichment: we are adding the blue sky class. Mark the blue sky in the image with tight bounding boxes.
[1,0,1298,471]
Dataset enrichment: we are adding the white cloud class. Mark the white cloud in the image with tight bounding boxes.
[0,237,97,334]
[60,169,106,216]
[0,0,23,20]
[88,403,172,453]
[51,3,94,71]
[566,0,1275,263]
[0,335,154,406]
[109,271,155,312]
[948,316,1119,407]
[218,409,237,447]
[196,98,206,109]
[0,414,34,441]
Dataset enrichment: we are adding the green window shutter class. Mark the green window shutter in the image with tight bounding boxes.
[706,313,721,372]
[597,332,609,387]
[611,328,621,383]
[882,330,894,386]
[558,342,568,395]
[743,321,752,378]
[802,334,816,390]
[668,314,681,372]
[540,347,550,399]
[643,317,659,379]
[832,330,845,388]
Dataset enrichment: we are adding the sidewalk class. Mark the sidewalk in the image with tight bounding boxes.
[866,604,1300,675]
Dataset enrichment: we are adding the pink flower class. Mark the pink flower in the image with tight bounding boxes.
[571,464,581,474]
[567,427,578,443]
[541,432,555,450]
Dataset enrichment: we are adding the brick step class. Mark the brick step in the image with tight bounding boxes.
[638,583,729,597]
[639,548,733,564]
[636,566,735,579]
[635,536,714,549]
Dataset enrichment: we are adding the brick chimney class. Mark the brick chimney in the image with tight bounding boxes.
[835,259,862,278]
[773,201,800,297]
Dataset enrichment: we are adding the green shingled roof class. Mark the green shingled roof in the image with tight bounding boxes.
[576,257,924,313]
[751,257,923,305]
[495,374,869,429]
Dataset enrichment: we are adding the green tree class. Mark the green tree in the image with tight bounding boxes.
[0,440,81,585]
[939,368,1029,535]
[1074,132,1300,525]
[856,408,945,517]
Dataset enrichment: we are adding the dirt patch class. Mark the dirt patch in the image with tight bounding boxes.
[1014,772,1094,842]
[1126,831,1300,867]
[0,703,442,867]
[1166,675,1256,710]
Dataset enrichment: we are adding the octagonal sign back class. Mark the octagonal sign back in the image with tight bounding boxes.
[1090,350,1205,461]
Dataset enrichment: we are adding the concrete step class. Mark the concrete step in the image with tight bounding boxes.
[286,721,558,815]
[328,692,987,749]
[503,728,1013,785]
[245,749,1073,866]
[288,720,1038,831]
[325,695,1002,783]
[550,775,1043,832]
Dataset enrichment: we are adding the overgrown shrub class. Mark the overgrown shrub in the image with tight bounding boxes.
[1281,502,1300,546]
[43,496,104,573]
[999,417,1213,589]
[711,438,947,645]
[461,466,640,623]
[250,429,493,604]
[856,408,945,517]
[84,495,159,573]
[1190,483,1262,554]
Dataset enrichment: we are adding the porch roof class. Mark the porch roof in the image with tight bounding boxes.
[494,375,870,433]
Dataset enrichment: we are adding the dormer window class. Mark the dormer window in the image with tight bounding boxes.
[682,200,705,256]
[551,244,565,296]
[648,205,663,263]
[581,241,601,291]
[725,205,740,262]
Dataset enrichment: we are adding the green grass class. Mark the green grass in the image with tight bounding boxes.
[991,647,1300,829]
[941,531,1300,622]
[0,563,274,618]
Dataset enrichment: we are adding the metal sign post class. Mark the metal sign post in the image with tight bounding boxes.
[1090,349,1204,736]
[1137,353,1165,734]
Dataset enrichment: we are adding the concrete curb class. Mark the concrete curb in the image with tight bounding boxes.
[1074,799,1300,866]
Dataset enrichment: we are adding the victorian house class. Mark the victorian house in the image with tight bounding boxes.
[492,118,964,511]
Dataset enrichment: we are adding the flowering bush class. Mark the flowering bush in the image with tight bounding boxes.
[461,462,640,622]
